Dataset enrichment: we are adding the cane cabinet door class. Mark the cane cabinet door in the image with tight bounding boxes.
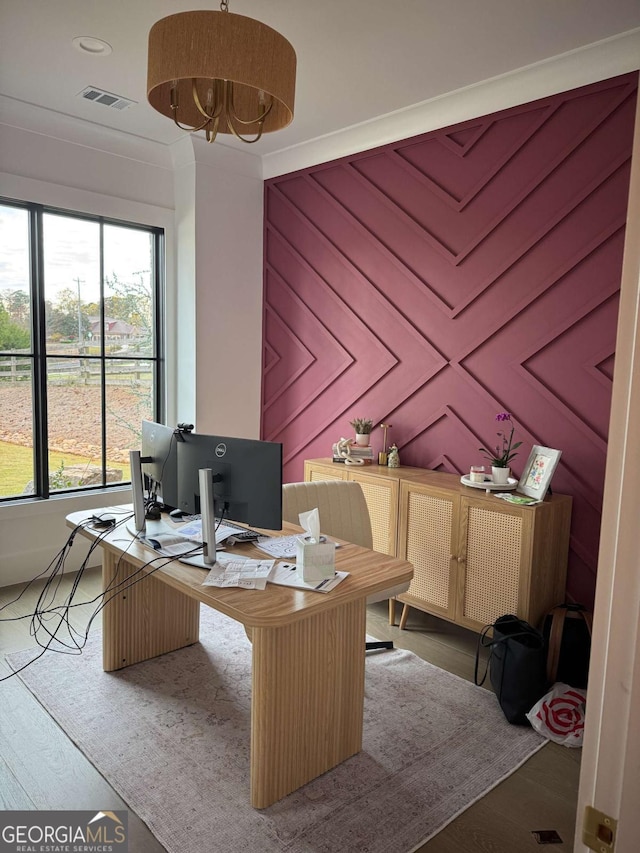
[397,480,459,622]
[455,497,527,632]
[304,460,404,555]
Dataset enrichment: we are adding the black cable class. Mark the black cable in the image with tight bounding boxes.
[1,512,205,681]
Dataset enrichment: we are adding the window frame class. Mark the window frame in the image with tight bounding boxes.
[0,197,166,503]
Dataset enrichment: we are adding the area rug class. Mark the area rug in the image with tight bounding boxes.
[7,607,546,853]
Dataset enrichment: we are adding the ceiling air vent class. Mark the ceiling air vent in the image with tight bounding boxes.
[78,86,137,111]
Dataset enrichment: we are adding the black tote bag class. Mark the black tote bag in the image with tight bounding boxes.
[475,614,547,725]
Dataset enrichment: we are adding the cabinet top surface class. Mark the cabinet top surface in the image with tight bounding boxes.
[304,458,429,481]
[305,459,571,505]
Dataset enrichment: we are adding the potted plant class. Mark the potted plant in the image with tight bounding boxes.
[479,412,522,484]
[349,417,374,447]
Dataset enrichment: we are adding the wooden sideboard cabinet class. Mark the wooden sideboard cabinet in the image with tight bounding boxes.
[396,473,572,633]
[304,458,425,555]
[304,459,572,634]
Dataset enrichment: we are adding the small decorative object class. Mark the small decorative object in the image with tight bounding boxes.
[335,436,365,466]
[479,412,522,483]
[379,422,392,465]
[469,465,486,483]
[517,445,562,500]
[387,444,400,468]
[349,417,373,447]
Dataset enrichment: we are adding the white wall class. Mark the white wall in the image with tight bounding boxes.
[0,107,263,585]
[171,136,264,438]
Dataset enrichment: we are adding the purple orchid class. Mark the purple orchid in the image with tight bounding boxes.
[479,413,522,467]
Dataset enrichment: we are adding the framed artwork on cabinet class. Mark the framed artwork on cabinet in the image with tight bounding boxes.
[517,445,561,500]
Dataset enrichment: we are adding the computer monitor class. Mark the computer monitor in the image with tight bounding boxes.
[140,420,179,511]
[176,433,283,531]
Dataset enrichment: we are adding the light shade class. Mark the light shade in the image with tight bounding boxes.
[147,10,296,142]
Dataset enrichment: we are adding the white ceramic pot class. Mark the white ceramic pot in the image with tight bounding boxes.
[355,433,370,447]
[491,466,511,485]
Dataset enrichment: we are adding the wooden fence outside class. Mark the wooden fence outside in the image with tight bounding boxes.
[0,355,152,386]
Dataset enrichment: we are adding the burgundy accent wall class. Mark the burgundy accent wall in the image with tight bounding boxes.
[263,73,638,607]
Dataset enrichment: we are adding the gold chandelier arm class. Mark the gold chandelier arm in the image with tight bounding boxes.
[171,111,215,133]
[205,115,221,143]
[226,121,265,143]
[170,83,216,133]
[226,81,273,126]
[222,81,268,143]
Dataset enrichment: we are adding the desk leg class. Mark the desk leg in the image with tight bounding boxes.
[250,599,366,809]
[101,551,200,672]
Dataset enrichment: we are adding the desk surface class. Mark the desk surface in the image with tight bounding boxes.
[66,507,414,629]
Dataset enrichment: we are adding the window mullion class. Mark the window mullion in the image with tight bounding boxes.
[30,205,49,498]
[99,221,107,488]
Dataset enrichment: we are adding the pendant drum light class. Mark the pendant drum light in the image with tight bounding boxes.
[147,1,296,144]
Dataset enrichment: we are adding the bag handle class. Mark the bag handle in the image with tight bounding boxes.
[474,618,544,687]
[474,623,493,686]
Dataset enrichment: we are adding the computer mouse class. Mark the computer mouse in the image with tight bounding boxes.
[169,508,186,520]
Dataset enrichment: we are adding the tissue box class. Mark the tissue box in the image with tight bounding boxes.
[296,535,336,583]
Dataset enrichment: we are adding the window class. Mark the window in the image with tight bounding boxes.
[0,200,164,501]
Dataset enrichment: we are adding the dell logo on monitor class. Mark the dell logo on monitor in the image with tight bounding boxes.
[215,442,227,458]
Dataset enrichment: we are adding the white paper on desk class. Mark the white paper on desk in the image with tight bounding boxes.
[269,562,348,593]
[201,554,275,589]
[141,533,203,558]
[172,519,256,546]
[172,520,203,541]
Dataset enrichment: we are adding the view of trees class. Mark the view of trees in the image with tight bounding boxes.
[0,298,31,351]
[0,271,152,351]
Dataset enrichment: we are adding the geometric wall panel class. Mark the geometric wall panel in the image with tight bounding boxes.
[263,72,638,607]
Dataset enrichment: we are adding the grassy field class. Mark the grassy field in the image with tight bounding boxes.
[0,441,130,498]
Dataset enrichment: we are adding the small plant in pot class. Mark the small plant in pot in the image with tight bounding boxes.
[349,417,374,447]
[479,412,522,484]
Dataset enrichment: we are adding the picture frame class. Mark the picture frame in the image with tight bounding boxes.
[517,445,562,500]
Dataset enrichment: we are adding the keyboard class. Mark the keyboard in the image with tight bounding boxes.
[226,528,260,542]
[216,519,261,541]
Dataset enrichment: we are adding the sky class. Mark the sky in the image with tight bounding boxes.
[0,204,152,305]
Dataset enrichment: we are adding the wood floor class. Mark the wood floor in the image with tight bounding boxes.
[0,567,580,853]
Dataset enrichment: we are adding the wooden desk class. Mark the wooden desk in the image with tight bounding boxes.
[66,509,413,809]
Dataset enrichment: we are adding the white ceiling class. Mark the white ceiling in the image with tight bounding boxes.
[1,0,639,158]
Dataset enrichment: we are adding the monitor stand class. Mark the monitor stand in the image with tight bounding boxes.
[127,448,177,541]
[125,517,176,541]
[180,468,219,570]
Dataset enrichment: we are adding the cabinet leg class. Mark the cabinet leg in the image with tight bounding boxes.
[388,598,396,625]
[399,603,410,630]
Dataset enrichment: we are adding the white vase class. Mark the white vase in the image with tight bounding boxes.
[355,433,370,447]
[491,466,511,485]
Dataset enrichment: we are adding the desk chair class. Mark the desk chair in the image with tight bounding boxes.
[282,480,409,651]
